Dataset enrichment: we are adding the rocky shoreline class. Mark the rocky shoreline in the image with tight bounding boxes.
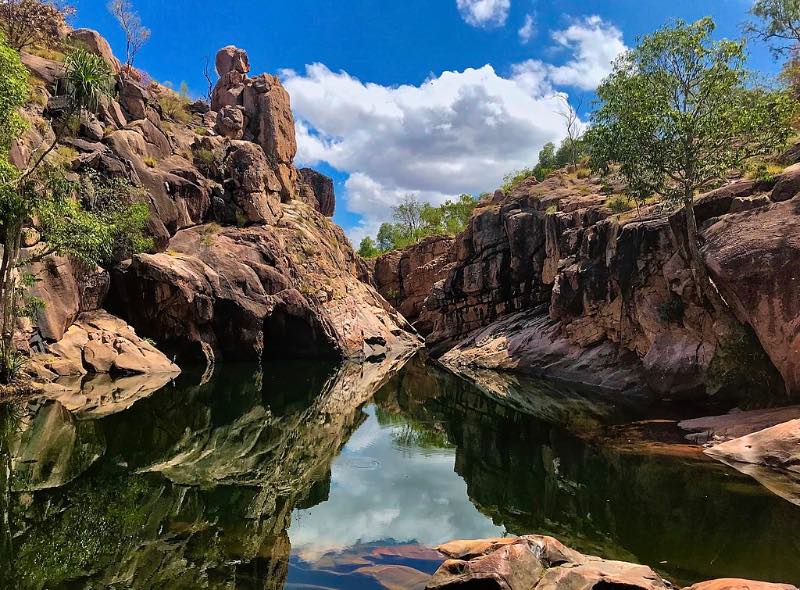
[424,536,798,590]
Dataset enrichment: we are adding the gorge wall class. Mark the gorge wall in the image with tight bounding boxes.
[15,32,419,382]
[373,169,800,400]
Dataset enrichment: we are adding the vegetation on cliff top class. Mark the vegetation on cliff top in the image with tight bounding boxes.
[588,16,796,311]
[358,193,478,258]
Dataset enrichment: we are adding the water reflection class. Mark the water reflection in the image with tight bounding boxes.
[0,353,798,589]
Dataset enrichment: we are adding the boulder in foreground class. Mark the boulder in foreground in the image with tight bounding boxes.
[426,536,798,590]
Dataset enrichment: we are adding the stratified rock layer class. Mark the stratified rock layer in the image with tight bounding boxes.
[374,169,797,400]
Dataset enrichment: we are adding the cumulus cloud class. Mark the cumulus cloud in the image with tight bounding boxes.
[518,13,537,44]
[282,15,627,243]
[545,15,626,90]
[456,0,510,28]
[283,63,569,242]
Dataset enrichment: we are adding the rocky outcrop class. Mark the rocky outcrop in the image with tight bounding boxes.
[702,197,800,396]
[374,235,455,333]
[28,311,179,380]
[705,420,800,506]
[392,168,797,400]
[12,35,417,373]
[297,168,335,216]
[211,45,297,199]
[426,537,798,590]
[110,202,419,364]
[67,28,121,72]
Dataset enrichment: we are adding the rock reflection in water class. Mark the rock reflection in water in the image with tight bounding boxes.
[0,353,798,589]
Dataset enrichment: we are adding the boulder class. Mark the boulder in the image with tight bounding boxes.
[29,311,180,379]
[215,45,250,76]
[297,168,335,216]
[686,580,798,590]
[705,419,800,505]
[21,52,64,88]
[209,46,298,198]
[223,140,282,224]
[215,105,246,139]
[26,256,109,342]
[703,197,800,396]
[68,28,121,72]
[770,163,800,202]
[426,536,670,590]
[110,202,420,365]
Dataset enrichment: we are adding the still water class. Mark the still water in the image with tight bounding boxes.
[0,354,798,589]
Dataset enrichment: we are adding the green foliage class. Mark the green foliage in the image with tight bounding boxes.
[589,17,797,208]
[0,36,28,151]
[502,137,591,193]
[0,0,75,52]
[0,342,26,382]
[368,194,478,254]
[746,159,784,183]
[78,170,153,263]
[157,82,191,124]
[63,48,115,114]
[358,236,379,258]
[747,0,800,56]
[606,195,634,214]
[658,297,685,323]
[32,166,151,266]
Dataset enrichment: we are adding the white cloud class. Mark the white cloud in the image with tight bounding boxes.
[456,0,510,28]
[518,13,537,44]
[545,15,626,90]
[282,15,627,242]
[283,63,570,242]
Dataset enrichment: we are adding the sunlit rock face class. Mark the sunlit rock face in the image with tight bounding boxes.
[389,170,799,402]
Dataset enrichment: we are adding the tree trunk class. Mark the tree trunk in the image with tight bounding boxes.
[0,222,22,384]
[682,198,727,313]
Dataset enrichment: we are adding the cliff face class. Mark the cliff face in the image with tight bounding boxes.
[374,169,798,399]
[16,34,419,375]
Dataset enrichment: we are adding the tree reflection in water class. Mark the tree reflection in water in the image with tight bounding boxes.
[0,354,797,589]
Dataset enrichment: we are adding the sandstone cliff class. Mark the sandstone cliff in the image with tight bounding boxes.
[15,34,419,379]
[373,169,799,400]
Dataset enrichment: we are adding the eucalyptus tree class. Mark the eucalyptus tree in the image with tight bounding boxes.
[588,17,796,310]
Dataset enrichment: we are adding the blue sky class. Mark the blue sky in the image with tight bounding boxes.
[72,0,776,242]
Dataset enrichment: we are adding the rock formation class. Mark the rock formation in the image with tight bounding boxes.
[374,235,455,334]
[426,537,798,590]
[14,37,419,377]
[372,169,797,401]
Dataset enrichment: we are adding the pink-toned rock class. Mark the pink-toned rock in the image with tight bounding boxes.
[427,536,669,590]
[686,579,798,590]
[67,29,121,72]
[215,105,246,139]
[703,197,800,396]
[111,202,420,365]
[30,311,179,380]
[373,235,455,333]
[223,140,282,224]
[215,45,250,76]
[297,168,335,216]
[705,419,800,505]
